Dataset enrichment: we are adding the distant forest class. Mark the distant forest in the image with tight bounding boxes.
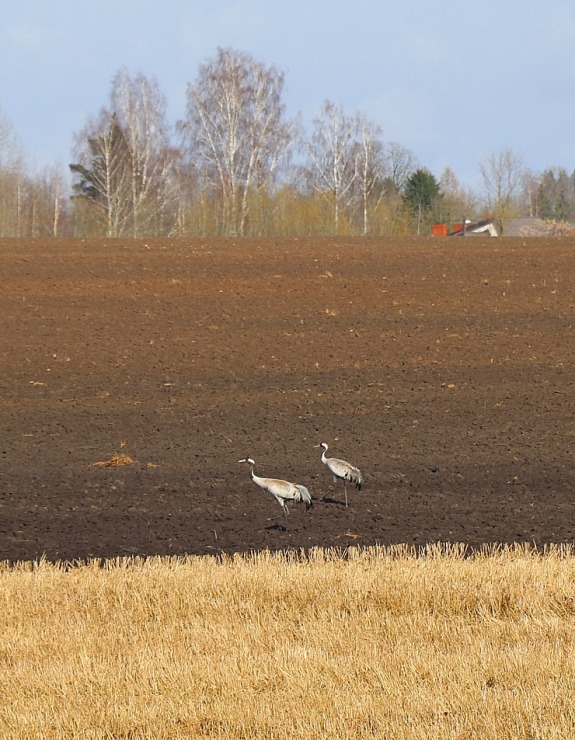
[1,48,574,238]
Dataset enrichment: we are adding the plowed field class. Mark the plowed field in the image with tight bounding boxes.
[2,237,574,562]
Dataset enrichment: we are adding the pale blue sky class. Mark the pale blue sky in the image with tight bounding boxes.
[1,0,574,190]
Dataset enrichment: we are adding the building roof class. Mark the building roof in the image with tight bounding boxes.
[450,218,498,236]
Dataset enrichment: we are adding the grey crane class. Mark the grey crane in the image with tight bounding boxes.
[319,442,363,507]
[238,457,313,530]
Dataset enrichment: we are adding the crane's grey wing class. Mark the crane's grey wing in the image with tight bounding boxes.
[331,458,362,489]
[346,465,363,489]
[295,484,313,509]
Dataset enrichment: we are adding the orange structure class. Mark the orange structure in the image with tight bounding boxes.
[432,223,448,236]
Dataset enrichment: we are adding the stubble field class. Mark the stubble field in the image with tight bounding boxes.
[1,236,575,562]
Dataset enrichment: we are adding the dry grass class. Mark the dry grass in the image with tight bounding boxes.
[1,544,575,738]
[520,219,575,237]
[91,453,136,467]
[92,441,136,468]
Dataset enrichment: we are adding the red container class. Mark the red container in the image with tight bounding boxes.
[432,224,448,236]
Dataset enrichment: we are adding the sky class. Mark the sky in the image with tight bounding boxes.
[1,0,574,192]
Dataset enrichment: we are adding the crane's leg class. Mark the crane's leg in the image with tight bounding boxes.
[344,482,348,508]
[326,474,338,504]
[283,503,289,531]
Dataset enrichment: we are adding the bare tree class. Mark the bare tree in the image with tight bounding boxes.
[0,108,25,236]
[383,141,418,194]
[179,48,295,236]
[48,166,68,236]
[521,169,540,218]
[439,166,479,224]
[0,108,22,169]
[28,165,71,237]
[71,69,179,237]
[352,115,386,235]
[479,148,525,226]
[304,101,361,234]
[110,68,179,236]
[0,108,72,236]
[71,111,133,236]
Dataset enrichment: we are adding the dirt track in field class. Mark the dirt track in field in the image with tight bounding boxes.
[1,236,574,562]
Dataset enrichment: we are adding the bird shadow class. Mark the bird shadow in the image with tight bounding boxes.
[321,496,347,507]
[265,522,288,532]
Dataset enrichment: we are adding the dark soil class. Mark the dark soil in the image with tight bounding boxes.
[2,236,575,562]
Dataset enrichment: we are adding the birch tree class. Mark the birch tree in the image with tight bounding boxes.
[304,101,360,234]
[351,115,386,234]
[0,108,24,236]
[479,148,525,227]
[70,111,133,236]
[0,108,71,236]
[110,68,179,236]
[0,108,21,169]
[71,70,179,237]
[179,48,295,236]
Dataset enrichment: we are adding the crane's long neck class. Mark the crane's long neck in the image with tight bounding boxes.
[321,446,328,463]
[248,463,267,490]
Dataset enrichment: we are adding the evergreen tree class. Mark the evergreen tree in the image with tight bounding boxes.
[403,168,442,234]
[538,168,572,222]
[70,113,133,236]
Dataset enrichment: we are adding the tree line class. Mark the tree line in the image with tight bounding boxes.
[1,48,575,239]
